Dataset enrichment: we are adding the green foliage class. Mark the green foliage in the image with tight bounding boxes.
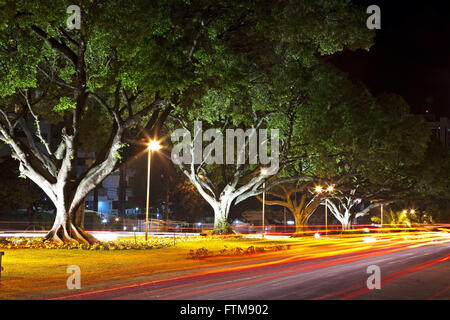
[371,209,433,227]
[53,97,76,112]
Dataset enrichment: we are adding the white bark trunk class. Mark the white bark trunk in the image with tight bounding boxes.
[45,203,98,244]
[213,202,229,228]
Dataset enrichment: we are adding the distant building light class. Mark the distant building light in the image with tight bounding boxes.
[123,226,127,231]
[133,227,137,231]
[102,219,107,224]
[197,222,202,226]
[286,220,295,225]
[314,232,321,239]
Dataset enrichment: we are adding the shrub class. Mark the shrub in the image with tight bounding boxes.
[0,237,178,250]
[188,244,291,259]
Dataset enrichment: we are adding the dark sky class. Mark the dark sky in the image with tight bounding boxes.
[331,0,450,118]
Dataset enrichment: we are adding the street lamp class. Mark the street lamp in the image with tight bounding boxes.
[315,185,334,236]
[145,140,162,241]
[325,186,334,235]
[261,168,269,238]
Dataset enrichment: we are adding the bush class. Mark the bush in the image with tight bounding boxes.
[0,237,178,250]
[188,244,291,259]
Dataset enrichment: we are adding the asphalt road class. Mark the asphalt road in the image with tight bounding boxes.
[55,239,450,300]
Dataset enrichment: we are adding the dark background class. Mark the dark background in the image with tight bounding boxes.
[331,0,450,118]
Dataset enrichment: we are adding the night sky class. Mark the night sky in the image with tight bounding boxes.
[331,0,450,118]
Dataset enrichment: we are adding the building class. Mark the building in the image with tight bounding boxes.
[424,114,450,149]
[77,151,136,216]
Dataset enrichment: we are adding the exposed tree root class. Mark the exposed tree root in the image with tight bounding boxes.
[44,222,99,245]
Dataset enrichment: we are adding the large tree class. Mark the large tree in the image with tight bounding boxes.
[168,1,373,228]
[319,95,443,230]
[0,0,268,243]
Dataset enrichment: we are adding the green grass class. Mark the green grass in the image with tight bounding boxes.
[0,236,298,299]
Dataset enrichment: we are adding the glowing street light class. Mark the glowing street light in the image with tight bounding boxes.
[148,140,162,151]
[145,140,162,241]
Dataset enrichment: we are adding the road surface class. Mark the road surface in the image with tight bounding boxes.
[52,233,450,300]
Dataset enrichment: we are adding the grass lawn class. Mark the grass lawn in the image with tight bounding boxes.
[0,236,299,299]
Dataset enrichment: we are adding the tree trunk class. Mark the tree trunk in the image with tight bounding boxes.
[341,210,352,230]
[212,197,233,233]
[165,186,170,231]
[213,204,228,228]
[74,199,85,228]
[341,221,351,230]
[292,210,308,237]
[44,203,99,244]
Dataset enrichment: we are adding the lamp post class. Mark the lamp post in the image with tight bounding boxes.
[145,140,162,241]
[381,204,384,228]
[325,186,334,235]
[315,185,334,236]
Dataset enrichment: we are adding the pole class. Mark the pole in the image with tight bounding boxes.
[284,207,286,233]
[325,198,328,236]
[165,185,170,232]
[380,203,383,229]
[262,182,265,239]
[145,148,152,241]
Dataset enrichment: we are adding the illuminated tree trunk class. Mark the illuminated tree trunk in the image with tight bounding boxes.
[293,210,309,235]
[256,185,324,237]
[45,200,98,244]
[212,196,233,228]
